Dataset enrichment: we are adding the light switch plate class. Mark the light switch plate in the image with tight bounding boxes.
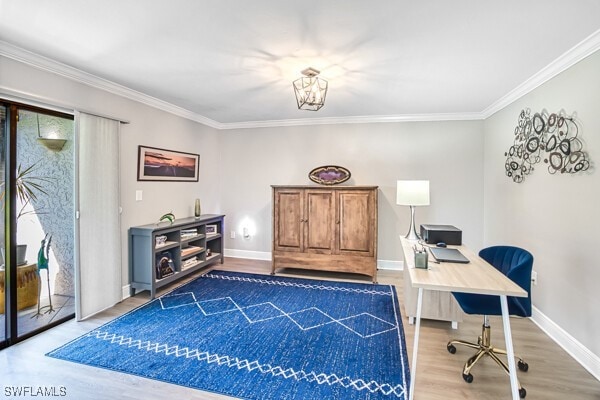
[135,190,143,201]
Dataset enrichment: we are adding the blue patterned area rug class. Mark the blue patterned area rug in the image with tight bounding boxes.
[47,271,410,399]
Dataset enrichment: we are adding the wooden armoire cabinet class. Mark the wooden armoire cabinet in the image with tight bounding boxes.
[271,185,378,282]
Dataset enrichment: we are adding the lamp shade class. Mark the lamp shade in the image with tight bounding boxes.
[396,180,430,206]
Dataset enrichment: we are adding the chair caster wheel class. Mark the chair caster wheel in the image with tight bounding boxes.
[519,387,526,398]
[518,359,529,372]
[447,343,456,354]
[462,373,473,383]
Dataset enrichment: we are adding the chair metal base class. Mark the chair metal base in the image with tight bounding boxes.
[447,316,529,398]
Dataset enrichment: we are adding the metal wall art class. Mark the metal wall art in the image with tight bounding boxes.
[504,109,590,183]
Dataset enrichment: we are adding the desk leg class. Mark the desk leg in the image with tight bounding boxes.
[409,287,423,400]
[500,295,519,400]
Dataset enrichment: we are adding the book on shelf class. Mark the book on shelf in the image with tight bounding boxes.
[181,229,199,239]
[181,246,203,257]
[182,257,199,269]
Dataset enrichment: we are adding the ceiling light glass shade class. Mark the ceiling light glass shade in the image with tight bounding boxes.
[293,67,328,111]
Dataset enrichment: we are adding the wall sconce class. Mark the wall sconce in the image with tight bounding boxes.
[396,180,430,240]
[292,67,328,111]
[243,227,250,239]
[36,113,66,151]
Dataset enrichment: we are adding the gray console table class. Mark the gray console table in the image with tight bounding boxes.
[129,214,225,298]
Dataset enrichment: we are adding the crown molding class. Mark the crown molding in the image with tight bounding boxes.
[0,40,222,129]
[218,112,485,130]
[3,29,600,130]
[482,28,600,119]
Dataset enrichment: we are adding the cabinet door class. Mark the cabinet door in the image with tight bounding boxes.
[304,190,335,254]
[273,189,304,252]
[336,190,375,256]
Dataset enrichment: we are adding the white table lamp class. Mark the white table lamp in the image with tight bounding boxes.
[396,180,430,240]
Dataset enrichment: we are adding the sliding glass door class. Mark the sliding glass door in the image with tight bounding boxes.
[0,101,75,347]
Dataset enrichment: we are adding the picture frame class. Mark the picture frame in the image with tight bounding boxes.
[137,145,199,182]
[206,225,217,235]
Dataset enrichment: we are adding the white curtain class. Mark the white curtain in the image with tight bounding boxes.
[75,112,121,320]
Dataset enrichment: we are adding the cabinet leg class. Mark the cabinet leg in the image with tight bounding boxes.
[408,316,415,325]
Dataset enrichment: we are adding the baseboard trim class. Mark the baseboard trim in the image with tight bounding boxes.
[224,248,272,261]
[377,259,403,270]
[530,305,600,381]
[121,284,131,301]
[224,249,404,271]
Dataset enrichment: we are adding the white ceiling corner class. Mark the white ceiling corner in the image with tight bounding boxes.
[481,28,600,119]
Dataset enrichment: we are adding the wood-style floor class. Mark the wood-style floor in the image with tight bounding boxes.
[1,258,598,399]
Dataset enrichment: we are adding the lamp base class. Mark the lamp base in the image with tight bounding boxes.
[404,205,420,241]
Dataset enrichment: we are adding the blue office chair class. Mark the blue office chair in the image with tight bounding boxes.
[447,246,533,399]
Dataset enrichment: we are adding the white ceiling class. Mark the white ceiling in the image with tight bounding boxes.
[1,0,600,127]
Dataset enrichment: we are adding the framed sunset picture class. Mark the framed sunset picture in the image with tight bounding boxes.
[137,145,200,182]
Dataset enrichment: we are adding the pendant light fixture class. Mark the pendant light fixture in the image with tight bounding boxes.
[292,67,328,111]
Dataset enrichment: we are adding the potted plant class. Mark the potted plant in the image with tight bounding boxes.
[0,162,50,266]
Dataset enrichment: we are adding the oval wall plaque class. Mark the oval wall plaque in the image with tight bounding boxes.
[308,165,351,185]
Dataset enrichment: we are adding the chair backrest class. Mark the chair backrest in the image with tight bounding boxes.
[479,246,534,317]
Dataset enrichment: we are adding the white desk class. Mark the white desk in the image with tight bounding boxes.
[400,237,527,400]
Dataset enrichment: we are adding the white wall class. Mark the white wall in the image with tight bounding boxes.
[483,50,600,358]
[219,120,485,262]
[0,55,221,288]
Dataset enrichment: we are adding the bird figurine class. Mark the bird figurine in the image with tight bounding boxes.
[32,233,54,318]
[159,212,175,224]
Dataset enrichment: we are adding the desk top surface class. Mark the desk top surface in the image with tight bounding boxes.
[400,236,527,298]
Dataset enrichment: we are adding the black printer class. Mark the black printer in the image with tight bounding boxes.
[420,224,462,245]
